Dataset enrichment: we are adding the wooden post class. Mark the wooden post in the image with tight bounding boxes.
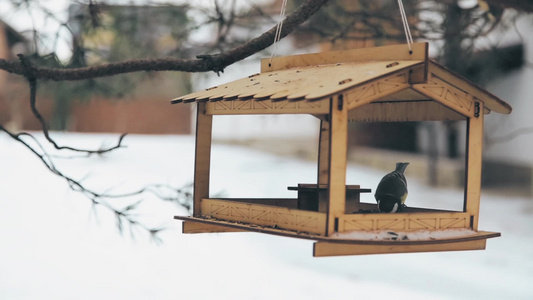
[317,119,330,213]
[326,95,348,236]
[193,103,213,217]
[464,101,484,230]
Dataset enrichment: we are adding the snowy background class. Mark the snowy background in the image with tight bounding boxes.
[1,133,532,300]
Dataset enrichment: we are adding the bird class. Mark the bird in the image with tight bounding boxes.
[374,162,409,213]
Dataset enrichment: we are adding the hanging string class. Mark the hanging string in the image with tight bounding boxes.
[397,0,414,54]
[270,0,289,64]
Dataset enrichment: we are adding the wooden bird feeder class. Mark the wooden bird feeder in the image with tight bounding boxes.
[172,43,512,256]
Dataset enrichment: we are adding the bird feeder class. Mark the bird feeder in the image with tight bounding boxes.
[172,43,511,256]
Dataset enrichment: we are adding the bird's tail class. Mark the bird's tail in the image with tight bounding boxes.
[395,162,409,174]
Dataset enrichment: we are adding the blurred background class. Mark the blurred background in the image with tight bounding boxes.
[0,0,533,299]
[1,0,531,195]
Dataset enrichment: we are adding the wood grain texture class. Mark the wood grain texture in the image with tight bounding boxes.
[313,239,487,256]
[345,71,411,110]
[205,97,330,115]
[428,62,511,114]
[379,87,430,101]
[175,60,422,106]
[175,215,499,246]
[327,96,348,236]
[182,220,245,233]
[317,119,330,185]
[348,100,466,122]
[200,198,327,235]
[213,198,298,208]
[171,45,512,117]
[338,212,472,232]
[413,73,476,118]
[261,42,428,72]
[317,120,330,213]
[193,103,212,216]
[465,106,484,230]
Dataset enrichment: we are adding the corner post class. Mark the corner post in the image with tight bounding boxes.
[326,95,348,236]
[317,118,330,213]
[464,101,484,230]
[193,103,213,217]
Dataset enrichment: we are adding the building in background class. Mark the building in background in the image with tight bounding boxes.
[61,4,193,134]
[1,4,193,135]
[2,2,529,194]
[0,20,39,131]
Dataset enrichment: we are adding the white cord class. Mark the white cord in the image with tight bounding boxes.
[270,0,289,64]
[397,0,414,53]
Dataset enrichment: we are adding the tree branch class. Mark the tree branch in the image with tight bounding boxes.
[17,54,127,154]
[0,124,192,240]
[0,0,330,80]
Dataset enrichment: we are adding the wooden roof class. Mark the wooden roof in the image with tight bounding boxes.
[172,60,422,103]
[172,43,512,116]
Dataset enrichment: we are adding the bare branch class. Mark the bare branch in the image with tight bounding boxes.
[16,54,128,154]
[0,124,192,239]
[0,0,330,80]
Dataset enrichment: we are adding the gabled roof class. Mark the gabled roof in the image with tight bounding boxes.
[172,43,511,116]
[426,61,512,114]
[173,60,422,102]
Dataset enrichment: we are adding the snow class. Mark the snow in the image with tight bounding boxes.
[1,132,533,300]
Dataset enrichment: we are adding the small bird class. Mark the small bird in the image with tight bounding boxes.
[375,162,409,213]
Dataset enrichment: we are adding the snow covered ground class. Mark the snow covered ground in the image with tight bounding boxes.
[1,133,532,300]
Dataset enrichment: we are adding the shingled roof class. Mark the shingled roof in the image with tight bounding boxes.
[172,43,511,116]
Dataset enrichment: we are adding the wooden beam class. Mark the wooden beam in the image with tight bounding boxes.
[175,215,500,246]
[205,98,330,115]
[348,101,466,122]
[313,239,487,256]
[379,87,429,101]
[344,71,411,111]
[338,212,471,232]
[261,42,428,72]
[318,119,330,185]
[326,95,348,236]
[317,119,330,213]
[412,73,475,118]
[193,103,213,217]
[182,220,245,233]
[201,198,327,235]
[428,62,511,114]
[464,102,484,230]
[214,198,298,208]
[175,215,325,241]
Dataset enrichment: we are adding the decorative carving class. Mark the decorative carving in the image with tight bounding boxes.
[440,217,468,229]
[206,98,329,115]
[201,199,327,235]
[346,71,410,110]
[339,213,470,232]
[413,74,475,117]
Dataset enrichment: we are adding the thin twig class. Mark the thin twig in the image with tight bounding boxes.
[0,124,192,239]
